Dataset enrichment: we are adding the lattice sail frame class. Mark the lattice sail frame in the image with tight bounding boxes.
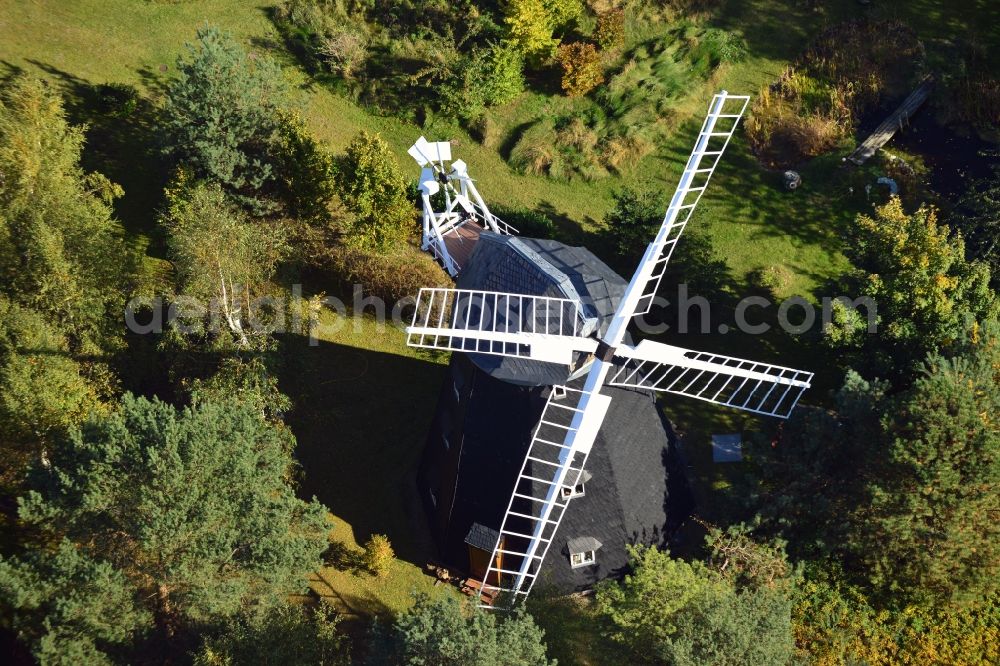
[402,92,812,609]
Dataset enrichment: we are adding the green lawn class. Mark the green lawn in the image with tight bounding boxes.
[277,308,459,617]
[0,0,866,298]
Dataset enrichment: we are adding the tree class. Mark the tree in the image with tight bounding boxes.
[165,26,337,220]
[0,76,130,345]
[0,296,101,486]
[747,371,887,562]
[165,181,288,347]
[556,42,603,97]
[595,544,795,666]
[193,602,349,666]
[843,197,997,376]
[275,110,339,223]
[368,594,554,666]
[605,186,729,298]
[441,42,525,121]
[0,539,150,665]
[862,324,1000,607]
[505,0,558,62]
[951,162,1000,283]
[17,394,331,634]
[165,26,288,215]
[605,186,665,257]
[335,131,413,251]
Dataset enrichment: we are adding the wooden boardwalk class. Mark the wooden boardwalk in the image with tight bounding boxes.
[846,76,934,165]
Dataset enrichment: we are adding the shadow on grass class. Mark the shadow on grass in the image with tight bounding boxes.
[24,59,171,257]
[278,332,447,565]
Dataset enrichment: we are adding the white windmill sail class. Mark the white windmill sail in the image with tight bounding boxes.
[403,92,812,609]
[610,339,813,419]
[406,287,598,364]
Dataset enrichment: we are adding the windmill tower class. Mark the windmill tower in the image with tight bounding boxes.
[408,137,519,276]
[407,92,813,608]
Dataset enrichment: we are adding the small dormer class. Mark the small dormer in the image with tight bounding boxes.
[567,536,602,569]
[561,469,592,500]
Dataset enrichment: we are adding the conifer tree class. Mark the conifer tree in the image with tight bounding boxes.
[13,395,331,640]
[0,76,130,345]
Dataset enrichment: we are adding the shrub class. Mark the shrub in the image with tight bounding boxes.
[335,131,414,251]
[749,264,793,296]
[505,0,558,62]
[556,42,603,97]
[319,25,368,77]
[595,8,625,50]
[368,594,554,665]
[472,113,500,149]
[319,244,451,306]
[746,20,924,167]
[491,205,556,238]
[441,42,525,121]
[510,120,560,177]
[480,41,526,107]
[745,82,846,167]
[91,82,139,117]
[362,534,394,577]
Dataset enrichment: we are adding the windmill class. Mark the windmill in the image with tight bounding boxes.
[405,92,813,608]
[408,137,519,276]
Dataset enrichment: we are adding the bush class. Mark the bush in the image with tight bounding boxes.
[471,113,500,149]
[335,131,414,251]
[368,594,554,665]
[319,244,451,306]
[745,77,848,167]
[595,8,625,50]
[194,602,349,666]
[491,205,556,238]
[510,120,561,177]
[749,264,793,296]
[441,41,525,121]
[746,20,924,167]
[556,42,603,97]
[362,534,394,577]
[319,25,368,77]
[91,82,139,117]
[600,133,652,173]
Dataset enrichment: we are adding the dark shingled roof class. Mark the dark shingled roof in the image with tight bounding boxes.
[435,368,691,594]
[567,536,603,553]
[464,522,500,552]
[456,233,627,387]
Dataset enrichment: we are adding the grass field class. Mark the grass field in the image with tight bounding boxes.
[0,0,867,298]
[3,0,997,651]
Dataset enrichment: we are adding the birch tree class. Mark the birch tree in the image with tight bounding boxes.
[165,182,287,347]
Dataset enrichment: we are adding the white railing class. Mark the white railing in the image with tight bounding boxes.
[468,201,519,236]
